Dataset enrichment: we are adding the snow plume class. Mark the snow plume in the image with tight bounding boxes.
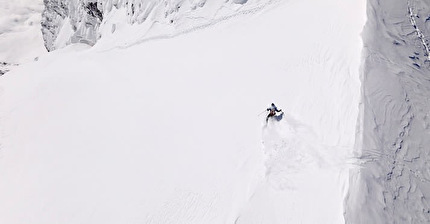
[41,0,268,51]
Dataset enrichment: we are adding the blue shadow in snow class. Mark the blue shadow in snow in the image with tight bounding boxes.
[273,112,284,121]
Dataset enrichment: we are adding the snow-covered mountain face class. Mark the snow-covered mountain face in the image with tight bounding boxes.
[41,0,266,51]
[0,0,366,223]
[3,0,430,223]
[345,0,430,223]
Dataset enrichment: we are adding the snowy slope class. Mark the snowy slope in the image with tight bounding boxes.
[0,0,365,223]
[345,0,430,223]
[0,0,46,71]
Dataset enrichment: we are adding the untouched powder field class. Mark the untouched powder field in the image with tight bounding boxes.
[0,0,365,223]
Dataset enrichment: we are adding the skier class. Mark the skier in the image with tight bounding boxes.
[266,103,282,123]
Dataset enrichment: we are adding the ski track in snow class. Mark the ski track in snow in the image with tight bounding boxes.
[261,115,340,192]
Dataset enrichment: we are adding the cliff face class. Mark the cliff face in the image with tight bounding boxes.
[41,0,258,51]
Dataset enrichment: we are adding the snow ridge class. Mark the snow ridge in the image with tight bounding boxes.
[98,0,281,51]
[41,0,271,51]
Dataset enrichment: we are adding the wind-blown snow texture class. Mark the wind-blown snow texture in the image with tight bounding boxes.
[345,1,430,223]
